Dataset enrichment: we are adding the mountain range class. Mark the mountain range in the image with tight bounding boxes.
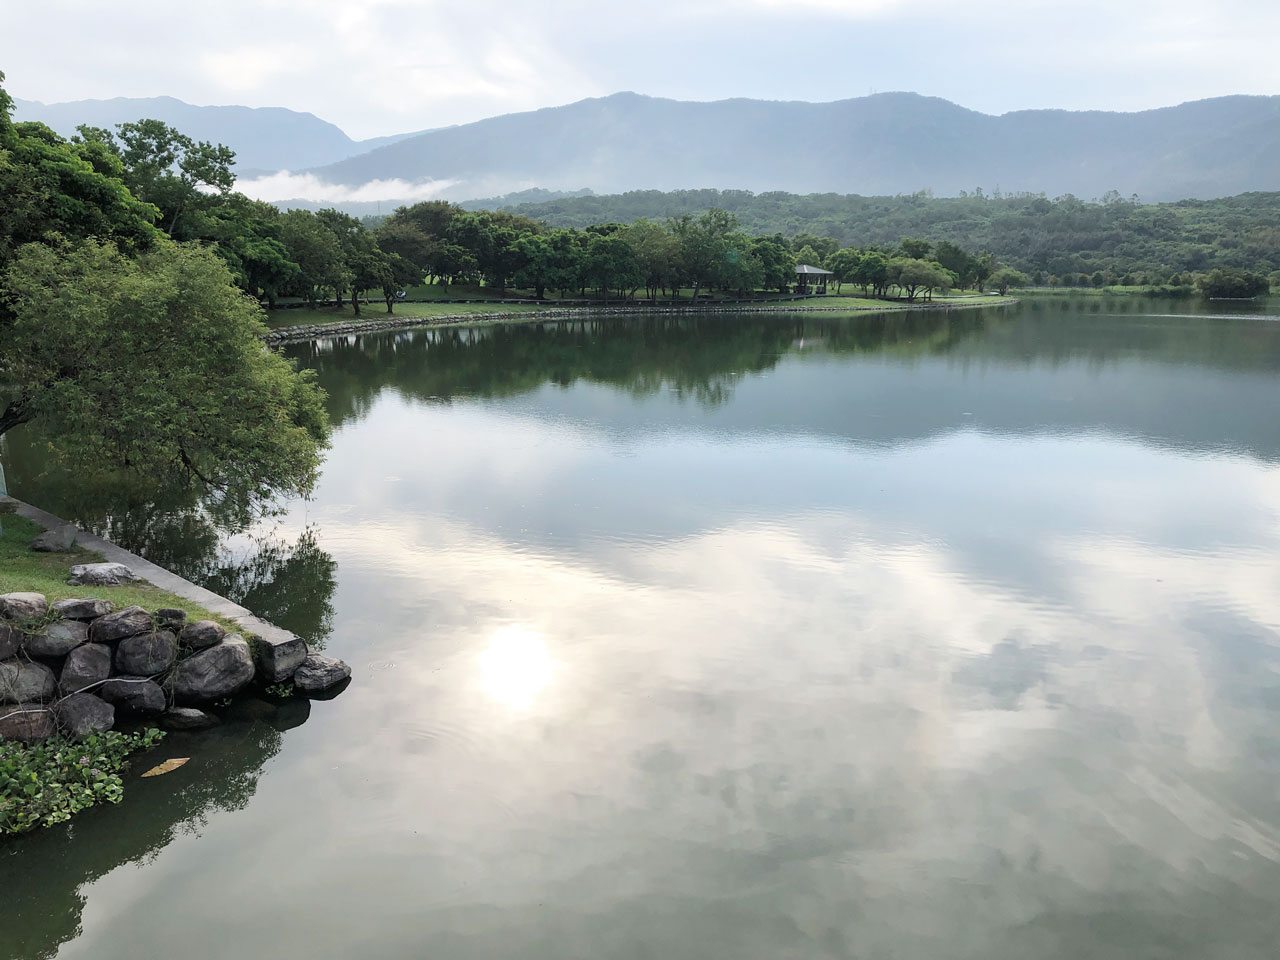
[14,91,1280,203]
[11,95,430,174]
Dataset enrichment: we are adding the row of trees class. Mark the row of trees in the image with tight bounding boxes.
[486,187,1280,291]
[356,205,1016,305]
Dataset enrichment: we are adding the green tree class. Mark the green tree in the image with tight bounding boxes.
[933,240,977,288]
[110,119,236,237]
[826,248,862,294]
[793,244,823,270]
[670,209,736,301]
[891,258,952,301]
[853,251,890,296]
[750,236,795,294]
[375,251,423,313]
[0,86,159,269]
[989,267,1028,295]
[511,233,555,299]
[898,237,932,260]
[790,232,838,262]
[623,219,678,299]
[279,209,349,308]
[1195,267,1269,298]
[0,239,328,514]
[583,233,640,300]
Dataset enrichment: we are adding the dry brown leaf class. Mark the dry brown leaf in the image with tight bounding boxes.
[141,757,190,778]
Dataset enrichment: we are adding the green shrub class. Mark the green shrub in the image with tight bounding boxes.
[0,728,164,834]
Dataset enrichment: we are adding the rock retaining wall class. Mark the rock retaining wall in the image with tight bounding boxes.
[0,591,350,742]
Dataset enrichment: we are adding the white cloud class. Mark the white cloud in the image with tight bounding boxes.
[234,170,460,202]
[2,0,1278,137]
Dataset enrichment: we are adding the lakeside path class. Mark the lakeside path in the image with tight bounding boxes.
[264,295,1016,345]
[8,497,300,649]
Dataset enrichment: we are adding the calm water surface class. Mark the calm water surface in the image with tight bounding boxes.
[4,297,1280,959]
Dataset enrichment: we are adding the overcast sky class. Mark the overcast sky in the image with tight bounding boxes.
[3,0,1278,139]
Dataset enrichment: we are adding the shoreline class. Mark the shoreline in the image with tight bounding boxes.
[263,296,1015,345]
[7,499,298,650]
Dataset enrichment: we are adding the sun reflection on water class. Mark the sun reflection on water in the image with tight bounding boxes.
[478,626,553,709]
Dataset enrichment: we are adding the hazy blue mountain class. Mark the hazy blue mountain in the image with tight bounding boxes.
[309,91,1280,202]
[11,95,428,174]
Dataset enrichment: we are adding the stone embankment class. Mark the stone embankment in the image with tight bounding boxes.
[0,584,350,741]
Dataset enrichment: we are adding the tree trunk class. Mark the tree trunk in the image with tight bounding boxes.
[351,293,361,316]
[0,399,32,439]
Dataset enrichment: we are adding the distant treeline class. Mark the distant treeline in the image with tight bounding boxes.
[453,188,1280,290]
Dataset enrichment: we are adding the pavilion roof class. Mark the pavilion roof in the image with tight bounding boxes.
[795,263,834,275]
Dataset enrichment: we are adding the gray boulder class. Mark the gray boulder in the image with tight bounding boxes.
[171,635,255,704]
[0,623,20,661]
[99,677,167,715]
[0,592,48,622]
[162,707,219,730]
[179,620,226,650]
[0,659,57,704]
[115,630,177,676]
[0,704,57,741]
[52,597,113,621]
[89,605,153,643]
[155,608,188,630]
[31,524,78,552]
[292,654,352,696]
[60,643,113,695]
[68,562,137,586]
[55,692,114,736]
[253,631,308,683]
[26,620,89,658]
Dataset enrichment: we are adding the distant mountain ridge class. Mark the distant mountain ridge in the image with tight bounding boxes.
[11,95,430,174]
[14,91,1280,202]
[309,91,1280,202]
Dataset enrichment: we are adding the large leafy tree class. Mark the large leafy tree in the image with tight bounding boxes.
[826,248,862,294]
[669,208,737,301]
[0,72,160,271]
[749,236,795,294]
[279,209,349,307]
[623,218,678,299]
[0,239,329,513]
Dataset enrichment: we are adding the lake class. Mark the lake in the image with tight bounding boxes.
[4,296,1280,959]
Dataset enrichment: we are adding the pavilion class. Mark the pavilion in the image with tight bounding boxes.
[795,263,834,294]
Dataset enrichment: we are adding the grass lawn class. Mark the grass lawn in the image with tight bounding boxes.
[1016,285,1194,297]
[0,515,227,627]
[802,293,1006,310]
[264,289,1012,332]
[265,301,550,329]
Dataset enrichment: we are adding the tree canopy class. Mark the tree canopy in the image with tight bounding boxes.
[1,239,328,513]
[0,71,328,514]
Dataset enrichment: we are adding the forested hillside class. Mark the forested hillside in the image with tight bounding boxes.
[482,188,1280,284]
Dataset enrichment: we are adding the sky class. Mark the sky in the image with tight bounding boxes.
[2,0,1278,139]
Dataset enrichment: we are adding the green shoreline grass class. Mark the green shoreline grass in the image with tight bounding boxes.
[0,515,228,628]
[266,292,1010,332]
